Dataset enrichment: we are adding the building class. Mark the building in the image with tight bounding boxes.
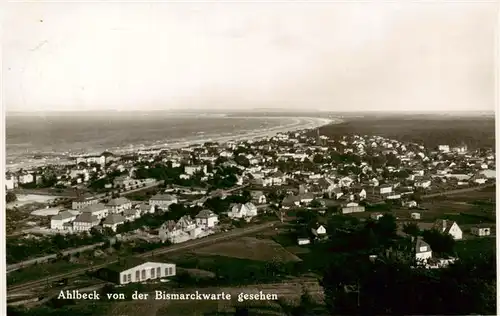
[72,196,100,210]
[432,219,463,240]
[5,174,15,190]
[50,211,77,230]
[470,226,491,237]
[158,220,182,243]
[379,185,393,195]
[228,202,258,219]
[311,224,327,238]
[124,208,141,221]
[103,214,126,232]
[250,191,267,204]
[414,237,432,263]
[73,213,100,232]
[410,212,421,220]
[195,209,219,228]
[437,145,450,152]
[76,155,106,166]
[81,203,109,220]
[97,259,176,285]
[149,194,178,209]
[342,206,365,214]
[105,197,132,214]
[184,165,207,176]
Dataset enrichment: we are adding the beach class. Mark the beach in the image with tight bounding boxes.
[6,115,340,171]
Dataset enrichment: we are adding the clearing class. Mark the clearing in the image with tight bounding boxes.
[193,237,302,262]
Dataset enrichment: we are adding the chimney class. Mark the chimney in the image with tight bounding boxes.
[442,220,446,232]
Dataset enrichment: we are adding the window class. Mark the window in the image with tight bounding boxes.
[420,246,427,252]
[122,274,127,283]
[156,267,161,277]
[128,274,131,282]
[136,270,140,281]
[168,267,173,275]
[141,269,146,279]
[151,268,155,278]
[165,268,168,276]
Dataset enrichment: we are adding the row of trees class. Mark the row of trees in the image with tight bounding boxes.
[6,230,106,264]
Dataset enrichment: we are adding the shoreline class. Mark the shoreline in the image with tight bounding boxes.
[6,116,342,171]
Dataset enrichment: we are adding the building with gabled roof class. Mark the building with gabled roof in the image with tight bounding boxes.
[73,212,100,232]
[50,210,77,230]
[195,209,219,228]
[103,214,126,232]
[432,219,463,240]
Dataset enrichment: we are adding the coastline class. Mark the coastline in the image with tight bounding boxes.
[6,116,342,171]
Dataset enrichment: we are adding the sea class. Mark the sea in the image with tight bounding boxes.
[6,112,333,171]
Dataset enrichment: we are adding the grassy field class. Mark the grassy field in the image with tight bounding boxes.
[193,237,302,263]
[454,237,496,258]
[7,261,86,286]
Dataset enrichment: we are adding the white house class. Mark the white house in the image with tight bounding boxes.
[470,226,491,237]
[415,237,433,263]
[415,180,431,189]
[433,219,463,240]
[379,185,392,195]
[149,194,178,209]
[195,210,219,228]
[410,212,421,220]
[81,203,109,220]
[358,189,367,200]
[124,208,141,221]
[158,220,182,243]
[73,213,100,232]
[105,197,132,214]
[228,202,258,219]
[103,214,126,232]
[72,196,100,210]
[50,211,77,230]
[311,224,327,238]
[297,237,311,245]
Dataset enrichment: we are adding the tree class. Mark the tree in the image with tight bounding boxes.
[422,229,455,256]
[309,199,323,208]
[402,223,420,236]
[374,214,397,241]
[6,191,17,203]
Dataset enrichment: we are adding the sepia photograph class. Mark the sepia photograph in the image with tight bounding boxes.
[2,1,498,315]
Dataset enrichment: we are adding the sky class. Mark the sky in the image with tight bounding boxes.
[3,1,499,112]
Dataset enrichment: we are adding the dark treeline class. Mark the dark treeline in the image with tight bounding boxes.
[318,117,495,149]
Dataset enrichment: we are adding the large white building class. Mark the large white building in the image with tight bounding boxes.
[50,211,77,230]
[73,213,100,232]
[105,197,132,214]
[98,260,176,285]
[81,203,109,220]
[72,196,100,210]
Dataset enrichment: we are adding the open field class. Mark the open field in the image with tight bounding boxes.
[193,237,302,262]
[7,194,61,208]
[455,237,496,258]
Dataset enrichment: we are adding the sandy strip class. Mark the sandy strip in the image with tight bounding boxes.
[7,116,342,170]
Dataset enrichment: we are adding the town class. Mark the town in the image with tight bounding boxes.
[6,124,497,315]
